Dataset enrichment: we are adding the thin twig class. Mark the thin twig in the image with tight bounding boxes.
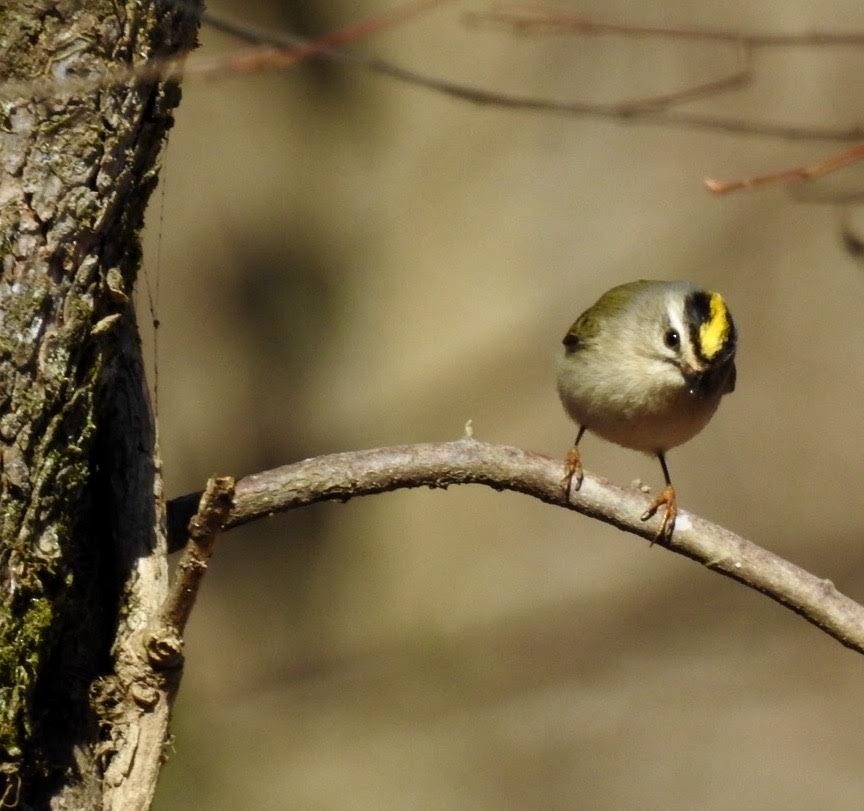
[705,143,864,194]
[610,40,751,113]
[162,475,234,633]
[165,438,864,656]
[468,4,864,47]
[147,476,234,669]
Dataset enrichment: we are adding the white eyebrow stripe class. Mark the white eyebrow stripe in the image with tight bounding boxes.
[666,297,699,367]
[666,299,686,341]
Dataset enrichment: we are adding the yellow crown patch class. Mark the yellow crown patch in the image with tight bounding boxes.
[699,293,730,360]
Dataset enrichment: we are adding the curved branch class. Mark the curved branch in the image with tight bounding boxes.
[166,438,864,656]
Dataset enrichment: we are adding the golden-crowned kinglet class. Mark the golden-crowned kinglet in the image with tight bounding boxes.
[556,280,737,541]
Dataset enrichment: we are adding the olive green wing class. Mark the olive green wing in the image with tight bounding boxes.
[562,309,599,350]
[562,280,653,350]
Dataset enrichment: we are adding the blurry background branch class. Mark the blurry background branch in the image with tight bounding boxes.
[5,1,862,204]
[4,1,861,146]
[0,0,455,101]
[196,1,864,196]
[195,3,864,142]
[465,5,864,191]
[468,5,864,48]
[166,438,864,657]
[705,144,864,194]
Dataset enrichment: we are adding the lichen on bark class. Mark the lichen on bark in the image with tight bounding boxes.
[0,1,200,805]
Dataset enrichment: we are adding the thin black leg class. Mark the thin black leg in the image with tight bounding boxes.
[657,452,672,486]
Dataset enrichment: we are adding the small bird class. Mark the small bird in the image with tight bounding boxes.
[556,280,737,541]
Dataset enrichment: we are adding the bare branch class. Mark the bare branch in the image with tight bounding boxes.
[157,476,235,638]
[193,6,864,142]
[610,41,752,113]
[467,6,864,183]
[468,4,864,47]
[166,439,864,656]
[705,143,864,194]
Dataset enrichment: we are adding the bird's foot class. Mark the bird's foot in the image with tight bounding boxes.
[640,485,677,544]
[561,447,583,497]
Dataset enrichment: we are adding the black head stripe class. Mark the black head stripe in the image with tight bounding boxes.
[685,290,713,364]
[686,290,712,325]
[685,293,707,363]
[684,289,737,365]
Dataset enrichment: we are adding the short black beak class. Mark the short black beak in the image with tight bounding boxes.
[679,363,704,396]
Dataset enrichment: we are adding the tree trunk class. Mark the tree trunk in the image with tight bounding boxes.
[0,2,199,807]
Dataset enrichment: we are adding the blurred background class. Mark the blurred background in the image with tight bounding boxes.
[147,1,864,807]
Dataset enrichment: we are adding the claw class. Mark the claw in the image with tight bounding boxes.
[561,447,584,497]
[640,484,677,544]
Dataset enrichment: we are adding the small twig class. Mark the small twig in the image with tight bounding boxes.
[147,476,234,669]
[162,476,235,634]
[469,4,864,47]
[705,143,864,194]
[612,41,751,113]
[165,439,864,656]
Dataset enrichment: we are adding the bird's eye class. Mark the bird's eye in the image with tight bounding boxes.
[664,329,680,349]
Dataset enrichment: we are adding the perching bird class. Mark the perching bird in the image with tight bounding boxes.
[556,280,737,541]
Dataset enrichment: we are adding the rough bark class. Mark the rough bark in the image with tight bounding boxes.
[0,2,199,807]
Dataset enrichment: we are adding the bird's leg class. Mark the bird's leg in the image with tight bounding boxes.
[640,452,677,543]
[561,426,586,497]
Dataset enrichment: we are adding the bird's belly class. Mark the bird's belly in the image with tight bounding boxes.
[557,361,721,453]
[583,401,718,453]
